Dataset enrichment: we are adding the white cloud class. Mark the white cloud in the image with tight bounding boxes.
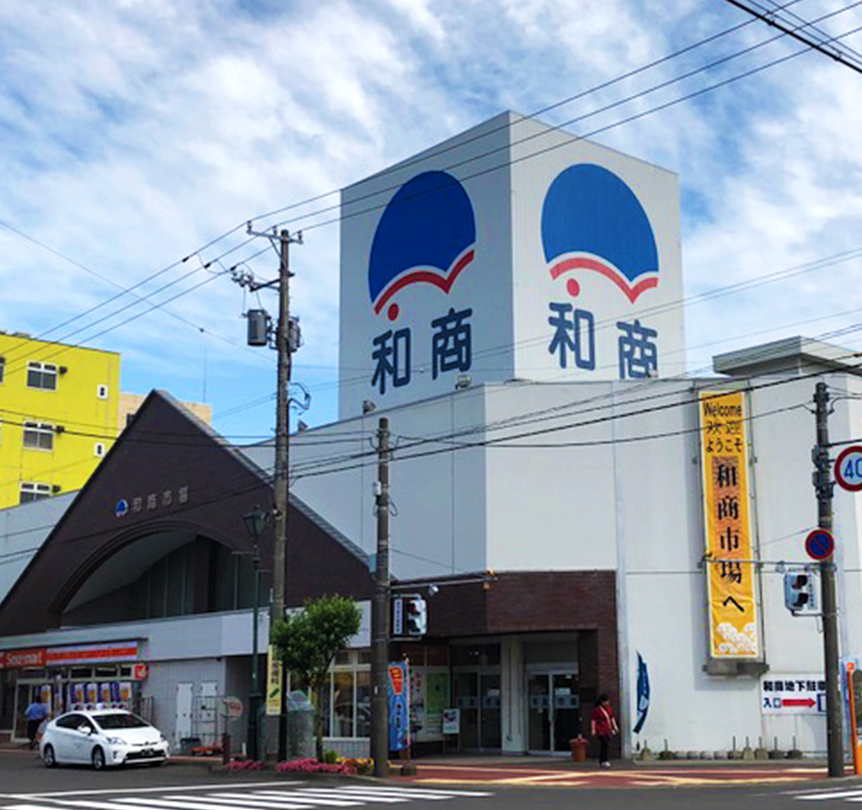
[1,0,862,433]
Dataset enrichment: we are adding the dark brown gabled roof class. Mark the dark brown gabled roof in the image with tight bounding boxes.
[0,390,372,636]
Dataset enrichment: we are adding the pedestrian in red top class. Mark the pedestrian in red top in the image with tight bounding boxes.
[590,693,619,768]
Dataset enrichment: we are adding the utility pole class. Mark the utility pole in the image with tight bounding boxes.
[235,224,302,761]
[814,381,844,778]
[371,417,391,777]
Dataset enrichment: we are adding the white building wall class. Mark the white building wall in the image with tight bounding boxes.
[289,389,489,580]
[0,492,75,602]
[508,115,687,382]
[482,382,619,572]
[234,368,862,754]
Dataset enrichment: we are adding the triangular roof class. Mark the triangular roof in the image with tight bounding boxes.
[0,390,372,635]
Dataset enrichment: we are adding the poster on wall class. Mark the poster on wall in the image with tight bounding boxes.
[699,390,761,660]
[442,708,460,735]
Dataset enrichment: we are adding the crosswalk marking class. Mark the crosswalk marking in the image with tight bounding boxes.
[336,790,492,798]
[116,801,263,810]
[9,784,300,800]
[208,794,365,808]
[0,785,493,810]
[254,793,403,806]
[797,791,862,802]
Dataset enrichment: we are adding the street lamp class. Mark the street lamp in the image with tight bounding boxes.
[243,506,269,761]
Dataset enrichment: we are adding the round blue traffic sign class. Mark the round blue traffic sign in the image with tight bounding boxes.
[835,445,862,492]
[805,529,834,561]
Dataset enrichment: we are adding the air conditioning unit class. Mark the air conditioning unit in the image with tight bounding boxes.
[54,425,65,434]
[59,366,68,374]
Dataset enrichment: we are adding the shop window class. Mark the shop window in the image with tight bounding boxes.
[27,361,58,390]
[70,667,92,679]
[356,670,371,738]
[19,482,52,504]
[333,671,355,737]
[23,421,54,451]
[95,666,119,678]
[451,643,500,667]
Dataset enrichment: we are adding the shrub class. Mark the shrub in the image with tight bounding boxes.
[322,749,339,764]
[227,759,266,770]
[275,758,357,775]
[340,757,373,775]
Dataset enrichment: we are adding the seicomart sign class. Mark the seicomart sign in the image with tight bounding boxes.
[339,111,685,418]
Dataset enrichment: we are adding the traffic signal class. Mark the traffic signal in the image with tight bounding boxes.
[784,572,817,614]
[405,596,427,636]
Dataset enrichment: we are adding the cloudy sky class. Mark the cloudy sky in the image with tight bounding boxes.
[2,0,862,441]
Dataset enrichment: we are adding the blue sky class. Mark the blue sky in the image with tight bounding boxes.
[1,0,862,441]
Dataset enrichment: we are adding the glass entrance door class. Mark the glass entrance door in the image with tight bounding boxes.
[528,672,580,753]
[452,671,502,751]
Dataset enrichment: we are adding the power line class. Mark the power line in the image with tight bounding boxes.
[0,2,818,380]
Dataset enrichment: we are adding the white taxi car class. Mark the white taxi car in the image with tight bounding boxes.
[40,709,170,769]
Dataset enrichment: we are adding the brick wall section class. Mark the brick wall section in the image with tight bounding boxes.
[426,570,620,755]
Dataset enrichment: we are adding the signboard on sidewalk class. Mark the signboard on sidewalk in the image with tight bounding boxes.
[760,673,826,714]
[266,645,282,717]
[388,661,410,751]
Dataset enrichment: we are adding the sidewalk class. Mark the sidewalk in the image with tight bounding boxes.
[1,742,855,789]
[393,753,847,788]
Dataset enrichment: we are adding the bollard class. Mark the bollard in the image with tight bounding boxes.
[569,736,588,762]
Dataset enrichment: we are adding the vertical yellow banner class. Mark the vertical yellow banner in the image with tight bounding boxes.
[266,644,283,716]
[699,391,760,659]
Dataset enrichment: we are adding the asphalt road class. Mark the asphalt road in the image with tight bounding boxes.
[2,751,862,810]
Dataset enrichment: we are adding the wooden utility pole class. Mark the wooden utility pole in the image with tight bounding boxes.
[371,417,391,777]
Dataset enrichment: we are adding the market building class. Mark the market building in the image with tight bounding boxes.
[1,113,859,760]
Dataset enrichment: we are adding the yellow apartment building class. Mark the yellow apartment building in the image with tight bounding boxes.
[0,332,120,510]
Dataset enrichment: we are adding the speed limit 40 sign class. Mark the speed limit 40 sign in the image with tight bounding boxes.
[835,445,862,492]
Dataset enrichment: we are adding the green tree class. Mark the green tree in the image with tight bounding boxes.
[271,594,362,761]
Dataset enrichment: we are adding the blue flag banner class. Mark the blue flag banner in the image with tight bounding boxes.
[388,661,410,751]
[633,652,650,734]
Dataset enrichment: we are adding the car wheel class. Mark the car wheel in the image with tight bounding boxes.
[91,747,106,770]
[43,744,57,768]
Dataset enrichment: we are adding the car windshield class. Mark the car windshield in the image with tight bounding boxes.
[93,713,150,730]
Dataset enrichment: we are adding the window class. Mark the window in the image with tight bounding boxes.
[0,356,4,384]
[23,422,54,451]
[56,713,85,730]
[27,361,58,390]
[19,482,52,503]
[97,384,108,399]
[94,442,106,457]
